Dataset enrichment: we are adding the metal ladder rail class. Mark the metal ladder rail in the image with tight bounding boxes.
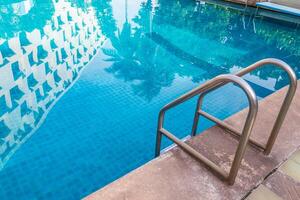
[244,0,249,11]
[191,58,297,155]
[155,74,258,185]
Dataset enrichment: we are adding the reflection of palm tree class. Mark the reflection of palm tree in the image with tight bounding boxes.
[132,66,173,100]
[133,0,153,33]
[110,22,140,62]
[101,0,175,101]
[102,12,174,100]
[101,0,141,72]
[91,0,117,39]
[100,0,299,100]
[101,0,222,100]
[103,20,142,80]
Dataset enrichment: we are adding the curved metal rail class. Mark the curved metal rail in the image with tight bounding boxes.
[155,74,258,185]
[194,58,297,155]
[191,59,297,155]
[154,58,297,185]
[234,58,297,155]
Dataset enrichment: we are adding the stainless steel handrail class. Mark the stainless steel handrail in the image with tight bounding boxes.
[235,58,297,155]
[192,58,297,155]
[155,74,258,185]
[154,59,297,185]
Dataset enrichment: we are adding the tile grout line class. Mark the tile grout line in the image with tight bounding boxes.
[242,147,300,199]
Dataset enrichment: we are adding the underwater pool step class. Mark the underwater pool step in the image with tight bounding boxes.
[146,32,228,75]
[245,79,274,98]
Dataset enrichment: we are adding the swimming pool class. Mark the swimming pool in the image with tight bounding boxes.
[0,0,299,199]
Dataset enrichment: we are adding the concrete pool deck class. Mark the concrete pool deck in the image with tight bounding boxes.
[86,81,300,200]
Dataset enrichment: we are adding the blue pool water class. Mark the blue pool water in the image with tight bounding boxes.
[0,0,299,199]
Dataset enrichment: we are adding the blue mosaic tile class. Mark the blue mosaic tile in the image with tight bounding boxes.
[10,85,24,105]
[0,96,9,116]
[27,74,39,89]
[19,32,31,47]
[0,121,10,138]
[0,41,15,58]
[11,61,24,81]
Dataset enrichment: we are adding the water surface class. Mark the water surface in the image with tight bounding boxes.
[0,0,299,199]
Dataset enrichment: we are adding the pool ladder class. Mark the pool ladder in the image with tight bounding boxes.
[154,58,297,185]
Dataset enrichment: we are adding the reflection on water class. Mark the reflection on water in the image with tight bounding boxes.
[0,0,299,198]
[102,0,299,101]
[0,0,105,168]
[1,0,299,167]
